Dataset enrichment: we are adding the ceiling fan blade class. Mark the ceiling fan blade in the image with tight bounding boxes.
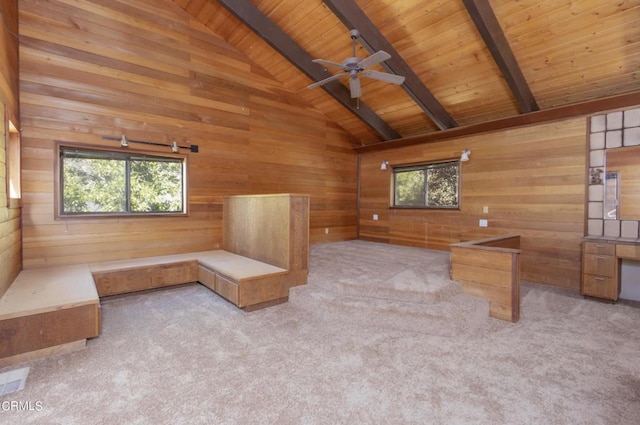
[357,50,391,69]
[312,58,345,69]
[307,72,347,89]
[349,76,361,98]
[362,70,406,85]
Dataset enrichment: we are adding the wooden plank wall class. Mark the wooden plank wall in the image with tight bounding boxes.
[0,0,21,297]
[18,0,358,269]
[359,118,587,289]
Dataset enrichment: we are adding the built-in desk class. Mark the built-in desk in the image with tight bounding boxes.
[581,237,640,302]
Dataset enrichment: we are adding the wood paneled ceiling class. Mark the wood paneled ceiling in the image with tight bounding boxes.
[173,0,640,148]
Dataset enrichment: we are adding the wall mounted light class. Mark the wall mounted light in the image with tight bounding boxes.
[120,134,128,148]
[380,160,389,170]
[460,149,471,162]
[171,141,179,153]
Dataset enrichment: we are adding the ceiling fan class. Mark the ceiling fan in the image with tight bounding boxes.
[307,29,405,99]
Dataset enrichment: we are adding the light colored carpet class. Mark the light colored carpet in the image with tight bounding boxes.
[1,240,640,424]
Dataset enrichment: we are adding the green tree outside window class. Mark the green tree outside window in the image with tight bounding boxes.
[393,161,459,208]
[60,147,185,216]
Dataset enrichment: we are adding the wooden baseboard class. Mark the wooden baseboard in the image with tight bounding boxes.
[242,296,289,312]
[0,340,86,368]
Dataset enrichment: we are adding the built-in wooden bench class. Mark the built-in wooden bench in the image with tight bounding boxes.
[90,250,290,309]
[450,234,521,322]
[0,250,294,366]
[196,251,290,310]
[0,265,100,367]
[0,193,310,366]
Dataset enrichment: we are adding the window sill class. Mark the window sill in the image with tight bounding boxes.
[390,206,460,211]
[8,198,22,209]
[56,212,188,220]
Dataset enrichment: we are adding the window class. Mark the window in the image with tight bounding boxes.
[59,146,186,216]
[393,160,459,208]
[8,121,20,200]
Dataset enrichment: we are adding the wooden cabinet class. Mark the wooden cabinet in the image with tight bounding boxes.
[581,241,619,301]
[198,265,240,306]
[197,265,216,292]
[215,274,239,305]
[151,261,198,287]
[93,267,152,297]
[93,261,198,297]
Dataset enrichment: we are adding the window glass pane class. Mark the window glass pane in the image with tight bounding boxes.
[395,169,425,206]
[130,160,183,213]
[8,122,21,199]
[393,160,459,208]
[426,163,458,207]
[60,146,186,216]
[62,157,126,213]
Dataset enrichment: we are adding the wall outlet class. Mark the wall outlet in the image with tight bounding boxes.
[483,206,489,214]
[325,228,329,234]
[373,214,379,221]
[479,219,488,227]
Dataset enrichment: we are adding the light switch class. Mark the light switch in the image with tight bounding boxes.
[479,219,488,227]
[373,214,379,221]
[483,206,489,214]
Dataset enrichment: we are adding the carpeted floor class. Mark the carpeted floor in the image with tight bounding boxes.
[1,240,639,424]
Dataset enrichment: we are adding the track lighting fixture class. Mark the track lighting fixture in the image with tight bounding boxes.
[103,136,199,153]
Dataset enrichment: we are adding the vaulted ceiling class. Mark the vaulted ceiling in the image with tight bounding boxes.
[173,0,640,149]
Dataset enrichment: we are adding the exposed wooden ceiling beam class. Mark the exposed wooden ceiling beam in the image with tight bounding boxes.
[462,0,539,114]
[354,91,640,153]
[322,0,458,131]
[216,0,400,141]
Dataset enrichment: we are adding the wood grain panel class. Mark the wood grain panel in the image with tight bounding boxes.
[223,194,309,276]
[175,0,381,144]
[93,261,198,297]
[173,0,640,145]
[582,274,617,301]
[197,265,216,291]
[0,0,21,297]
[150,260,198,286]
[359,118,587,289]
[215,273,239,305]
[451,235,521,322]
[0,303,99,359]
[92,267,153,297]
[18,0,357,269]
[492,0,640,108]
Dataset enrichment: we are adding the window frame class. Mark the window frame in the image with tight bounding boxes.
[390,159,461,210]
[7,121,21,203]
[55,143,188,219]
